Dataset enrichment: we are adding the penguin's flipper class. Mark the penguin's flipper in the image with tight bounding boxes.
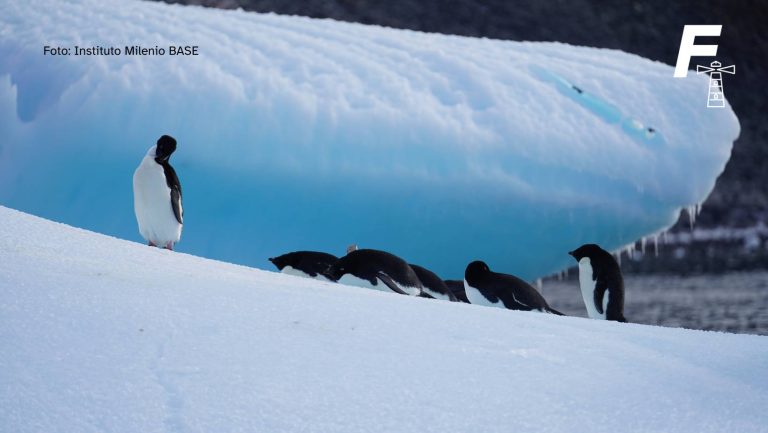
[376,272,409,295]
[546,307,566,316]
[171,187,183,224]
[501,292,532,311]
[161,161,183,224]
[594,279,608,315]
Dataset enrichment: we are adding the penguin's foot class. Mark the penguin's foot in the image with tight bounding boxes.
[164,242,174,251]
[148,241,157,247]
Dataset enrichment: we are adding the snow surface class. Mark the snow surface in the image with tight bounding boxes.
[1,206,767,433]
[0,0,740,278]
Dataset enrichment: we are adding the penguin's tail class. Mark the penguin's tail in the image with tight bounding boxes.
[546,307,566,316]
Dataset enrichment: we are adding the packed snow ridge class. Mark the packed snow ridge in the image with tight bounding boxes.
[0,0,739,278]
[1,206,767,433]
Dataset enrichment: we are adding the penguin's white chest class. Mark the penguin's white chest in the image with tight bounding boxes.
[338,273,419,296]
[396,282,421,296]
[338,273,384,291]
[133,156,182,246]
[464,280,503,308]
[281,266,331,282]
[578,258,607,320]
[421,286,453,301]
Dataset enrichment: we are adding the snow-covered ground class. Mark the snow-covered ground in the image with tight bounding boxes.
[0,0,739,279]
[2,206,767,433]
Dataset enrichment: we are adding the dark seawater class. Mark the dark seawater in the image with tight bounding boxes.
[541,272,768,336]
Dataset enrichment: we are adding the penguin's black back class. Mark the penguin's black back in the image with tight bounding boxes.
[410,264,458,302]
[154,135,182,225]
[269,251,338,277]
[483,271,552,311]
[444,280,470,303]
[590,248,626,322]
[326,249,421,288]
[465,261,561,313]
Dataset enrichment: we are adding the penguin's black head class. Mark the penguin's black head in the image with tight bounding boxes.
[568,244,604,261]
[465,260,490,281]
[322,261,347,282]
[268,255,286,271]
[155,135,177,163]
[324,248,368,281]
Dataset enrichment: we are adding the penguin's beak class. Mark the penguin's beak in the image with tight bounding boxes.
[568,251,574,257]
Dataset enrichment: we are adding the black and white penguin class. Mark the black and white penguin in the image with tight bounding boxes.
[323,249,422,296]
[133,135,183,250]
[444,280,470,303]
[269,251,338,281]
[464,261,564,315]
[409,264,459,302]
[569,244,627,322]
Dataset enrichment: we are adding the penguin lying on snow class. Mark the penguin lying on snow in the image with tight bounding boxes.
[269,251,338,281]
[409,264,459,302]
[323,249,422,296]
[464,261,564,315]
[444,280,470,303]
[133,135,183,250]
[569,244,627,322]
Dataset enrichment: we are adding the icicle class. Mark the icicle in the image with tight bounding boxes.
[626,243,636,260]
[653,234,660,256]
[683,203,703,231]
[641,237,647,254]
[686,205,696,230]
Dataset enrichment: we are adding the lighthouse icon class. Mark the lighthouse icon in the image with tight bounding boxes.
[696,60,735,108]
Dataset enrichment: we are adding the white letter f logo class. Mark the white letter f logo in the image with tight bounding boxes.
[674,25,721,77]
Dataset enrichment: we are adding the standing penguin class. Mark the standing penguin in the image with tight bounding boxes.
[568,244,627,322]
[464,261,564,315]
[133,135,183,250]
[409,264,459,302]
[323,249,423,296]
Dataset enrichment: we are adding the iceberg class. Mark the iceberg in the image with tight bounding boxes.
[0,0,739,278]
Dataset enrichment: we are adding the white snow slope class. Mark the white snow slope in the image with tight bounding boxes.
[1,206,766,433]
[0,0,740,279]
